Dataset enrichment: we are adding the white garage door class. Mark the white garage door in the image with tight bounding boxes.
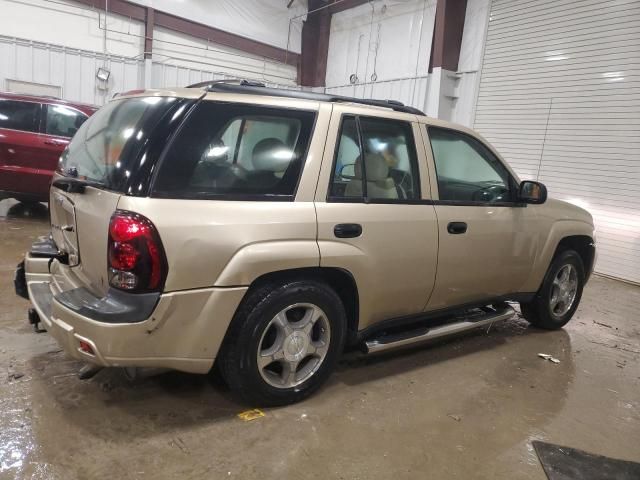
[473,0,640,284]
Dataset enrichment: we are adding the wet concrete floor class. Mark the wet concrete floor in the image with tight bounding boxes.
[0,198,638,479]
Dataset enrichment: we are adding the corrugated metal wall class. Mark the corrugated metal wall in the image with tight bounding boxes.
[324,0,436,111]
[474,0,640,284]
[0,36,298,106]
[0,35,143,106]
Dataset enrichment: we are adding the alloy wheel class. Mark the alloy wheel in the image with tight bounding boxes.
[257,303,331,389]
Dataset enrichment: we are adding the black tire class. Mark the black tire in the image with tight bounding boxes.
[520,249,585,330]
[219,278,347,406]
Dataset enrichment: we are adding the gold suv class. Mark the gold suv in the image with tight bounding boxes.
[15,81,596,405]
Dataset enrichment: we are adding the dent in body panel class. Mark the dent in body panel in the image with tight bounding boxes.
[44,284,246,373]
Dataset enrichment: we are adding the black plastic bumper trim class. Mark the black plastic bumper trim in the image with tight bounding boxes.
[55,287,160,324]
[15,260,28,299]
[30,235,59,258]
[30,282,53,319]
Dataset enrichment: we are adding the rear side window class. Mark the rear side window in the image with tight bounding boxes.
[152,102,316,200]
[45,104,88,138]
[329,116,420,202]
[59,96,178,190]
[0,99,40,133]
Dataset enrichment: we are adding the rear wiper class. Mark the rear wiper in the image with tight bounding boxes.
[52,177,105,194]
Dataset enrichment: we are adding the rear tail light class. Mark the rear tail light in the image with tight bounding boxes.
[108,211,167,293]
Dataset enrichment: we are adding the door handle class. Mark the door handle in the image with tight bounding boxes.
[44,140,65,146]
[334,223,362,238]
[447,222,467,234]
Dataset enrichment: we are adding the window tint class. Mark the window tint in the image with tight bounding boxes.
[428,127,513,203]
[0,99,40,132]
[153,102,316,199]
[45,104,88,137]
[60,96,177,190]
[329,116,420,201]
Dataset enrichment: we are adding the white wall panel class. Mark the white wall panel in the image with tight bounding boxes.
[474,0,640,283]
[455,0,491,126]
[323,0,490,126]
[325,0,435,111]
[0,36,143,106]
[152,27,297,86]
[129,0,306,53]
[0,0,144,57]
[0,0,299,93]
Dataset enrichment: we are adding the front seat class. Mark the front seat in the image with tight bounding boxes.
[344,153,398,199]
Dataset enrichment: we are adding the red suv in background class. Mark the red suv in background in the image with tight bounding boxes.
[0,92,97,204]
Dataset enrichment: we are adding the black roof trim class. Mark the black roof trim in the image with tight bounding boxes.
[186,80,425,116]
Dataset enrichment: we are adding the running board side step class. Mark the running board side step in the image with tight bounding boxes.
[364,305,515,354]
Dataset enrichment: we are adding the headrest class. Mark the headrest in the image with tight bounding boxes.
[354,153,389,181]
[252,138,293,172]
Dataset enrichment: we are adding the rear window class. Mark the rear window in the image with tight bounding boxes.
[59,96,177,190]
[152,101,316,200]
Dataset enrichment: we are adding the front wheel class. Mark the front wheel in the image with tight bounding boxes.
[520,249,585,330]
[219,279,347,406]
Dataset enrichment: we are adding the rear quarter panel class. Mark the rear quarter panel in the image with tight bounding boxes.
[116,100,331,292]
[116,198,320,290]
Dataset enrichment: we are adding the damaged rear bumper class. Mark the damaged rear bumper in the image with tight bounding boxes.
[16,235,247,374]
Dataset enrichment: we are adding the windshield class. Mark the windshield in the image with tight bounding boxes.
[58,96,177,191]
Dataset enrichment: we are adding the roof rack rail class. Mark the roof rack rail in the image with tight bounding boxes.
[189,81,425,116]
[187,79,266,89]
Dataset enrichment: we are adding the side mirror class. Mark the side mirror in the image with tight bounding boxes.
[519,180,547,204]
[340,163,357,179]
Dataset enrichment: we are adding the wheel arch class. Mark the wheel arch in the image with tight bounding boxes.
[523,220,595,293]
[241,267,360,345]
[553,235,596,282]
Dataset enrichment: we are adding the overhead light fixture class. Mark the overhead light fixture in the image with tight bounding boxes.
[96,67,111,82]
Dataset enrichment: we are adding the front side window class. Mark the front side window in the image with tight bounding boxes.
[0,99,40,133]
[428,127,514,203]
[329,116,420,201]
[153,102,316,199]
[45,104,88,138]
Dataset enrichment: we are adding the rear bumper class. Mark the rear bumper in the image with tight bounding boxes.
[19,238,247,374]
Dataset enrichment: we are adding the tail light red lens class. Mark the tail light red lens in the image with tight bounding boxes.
[108,211,167,292]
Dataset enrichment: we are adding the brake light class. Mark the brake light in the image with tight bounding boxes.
[108,211,167,292]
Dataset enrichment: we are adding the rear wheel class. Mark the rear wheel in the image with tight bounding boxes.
[520,249,585,330]
[219,279,346,406]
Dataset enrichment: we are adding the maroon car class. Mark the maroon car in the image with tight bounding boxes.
[0,92,97,203]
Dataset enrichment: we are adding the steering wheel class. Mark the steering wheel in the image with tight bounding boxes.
[471,184,509,203]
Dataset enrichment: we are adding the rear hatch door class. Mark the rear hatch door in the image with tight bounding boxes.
[50,95,182,295]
